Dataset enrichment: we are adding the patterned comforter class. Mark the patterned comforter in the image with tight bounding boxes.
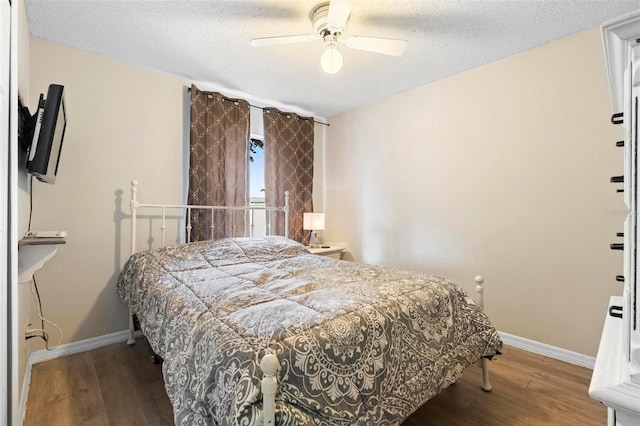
[117,236,502,425]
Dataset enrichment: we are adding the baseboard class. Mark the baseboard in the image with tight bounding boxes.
[17,358,32,426]
[499,331,596,369]
[28,329,141,365]
[19,329,140,424]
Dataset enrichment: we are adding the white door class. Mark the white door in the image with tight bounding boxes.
[0,0,10,424]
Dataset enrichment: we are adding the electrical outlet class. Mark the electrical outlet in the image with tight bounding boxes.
[24,321,31,352]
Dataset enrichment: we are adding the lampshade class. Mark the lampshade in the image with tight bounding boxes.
[303,212,325,231]
[320,45,343,74]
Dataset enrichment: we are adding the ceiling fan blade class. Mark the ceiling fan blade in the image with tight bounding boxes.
[250,34,318,47]
[344,36,408,56]
[327,0,353,30]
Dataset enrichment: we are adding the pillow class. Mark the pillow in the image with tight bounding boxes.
[227,235,309,262]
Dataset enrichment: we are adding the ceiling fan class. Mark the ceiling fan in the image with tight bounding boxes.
[249,0,408,74]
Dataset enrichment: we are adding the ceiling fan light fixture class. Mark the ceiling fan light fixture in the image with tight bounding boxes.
[250,0,407,74]
[320,41,343,74]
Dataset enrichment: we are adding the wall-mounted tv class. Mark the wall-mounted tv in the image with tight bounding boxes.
[20,84,67,184]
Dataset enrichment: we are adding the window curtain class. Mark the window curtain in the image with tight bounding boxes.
[188,85,250,241]
[263,108,314,244]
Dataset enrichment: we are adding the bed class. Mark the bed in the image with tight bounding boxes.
[117,181,502,425]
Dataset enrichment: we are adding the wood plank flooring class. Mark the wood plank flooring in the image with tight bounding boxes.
[23,342,605,425]
[24,339,173,426]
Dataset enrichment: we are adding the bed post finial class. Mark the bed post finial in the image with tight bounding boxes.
[260,353,279,426]
[474,274,492,392]
[130,181,139,210]
[475,275,485,310]
[131,180,138,199]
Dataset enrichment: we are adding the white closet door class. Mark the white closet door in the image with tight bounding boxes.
[0,0,9,424]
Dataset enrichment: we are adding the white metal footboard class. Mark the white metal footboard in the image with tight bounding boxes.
[260,354,279,425]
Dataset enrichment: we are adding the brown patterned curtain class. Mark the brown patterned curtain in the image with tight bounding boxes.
[188,85,250,241]
[264,108,314,244]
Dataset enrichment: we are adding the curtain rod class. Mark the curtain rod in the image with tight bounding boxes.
[250,105,329,127]
[187,86,329,127]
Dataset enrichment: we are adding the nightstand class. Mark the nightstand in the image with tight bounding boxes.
[307,246,345,260]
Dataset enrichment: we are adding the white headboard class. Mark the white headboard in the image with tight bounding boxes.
[128,180,289,255]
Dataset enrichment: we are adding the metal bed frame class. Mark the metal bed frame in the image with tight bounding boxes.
[124,180,492,426]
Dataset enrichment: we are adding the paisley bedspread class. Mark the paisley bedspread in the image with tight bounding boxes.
[117,236,502,425]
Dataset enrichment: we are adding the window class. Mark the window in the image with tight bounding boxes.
[249,137,264,200]
[249,137,267,236]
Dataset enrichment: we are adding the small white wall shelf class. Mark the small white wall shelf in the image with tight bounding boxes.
[18,237,65,283]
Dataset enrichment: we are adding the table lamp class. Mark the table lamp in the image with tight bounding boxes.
[303,212,325,248]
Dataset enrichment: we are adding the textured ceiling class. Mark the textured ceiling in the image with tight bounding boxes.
[25,0,640,118]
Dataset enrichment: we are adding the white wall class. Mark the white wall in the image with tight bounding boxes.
[324,27,624,357]
[25,37,326,350]
[27,38,188,350]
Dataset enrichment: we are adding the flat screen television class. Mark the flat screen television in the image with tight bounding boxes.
[24,84,67,184]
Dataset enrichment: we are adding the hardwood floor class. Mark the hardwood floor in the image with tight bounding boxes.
[23,342,605,425]
[24,339,173,426]
[406,346,605,426]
